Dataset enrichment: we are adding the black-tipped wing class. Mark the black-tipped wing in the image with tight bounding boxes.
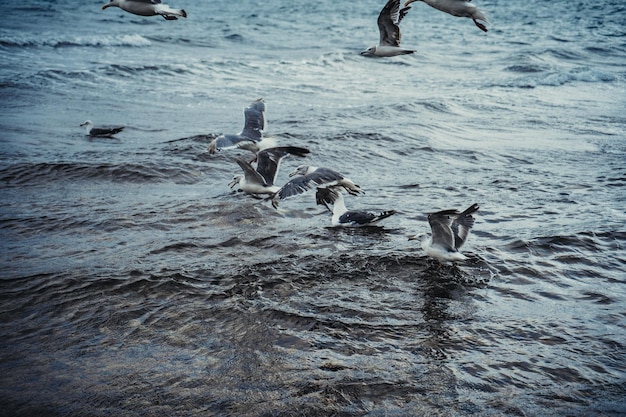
[378,0,410,47]
[235,157,269,186]
[240,99,265,141]
[451,203,479,249]
[270,146,310,158]
[276,168,345,201]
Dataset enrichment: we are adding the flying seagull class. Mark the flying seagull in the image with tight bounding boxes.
[79,120,125,138]
[412,203,479,262]
[316,187,396,227]
[272,165,361,208]
[208,99,276,154]
[361,0,415,57]
[403,0,489,32]
[102,0,187,20]
[229,146,310,197]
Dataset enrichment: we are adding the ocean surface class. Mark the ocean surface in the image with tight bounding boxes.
[1,0,625,415]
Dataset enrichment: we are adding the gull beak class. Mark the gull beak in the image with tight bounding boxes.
[102,3,112,10]
[228,177,239,189]
[288,171,298,177]
[403,0,418,6]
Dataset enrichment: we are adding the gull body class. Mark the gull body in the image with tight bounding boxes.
[419,203,479,262]
[79,120,125,137]
[316,187,396,227]
[361,0,415,57]
[404,0,489,32]
[102,0,187,20]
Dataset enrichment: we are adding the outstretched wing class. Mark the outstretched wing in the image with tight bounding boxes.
[256,146,310,185]
[451,203,479,249]
[378,0,410,47]
[428,209,458,252]
[208,134,255,154]
[234,157,269,186]
[315,186,340,212]
[276,168,345,200]
[240,98,265,141]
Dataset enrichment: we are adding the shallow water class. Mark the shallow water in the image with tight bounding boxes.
[1,0,625,415]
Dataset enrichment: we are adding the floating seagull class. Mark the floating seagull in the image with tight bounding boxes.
[316,187,396,227]
[229,146,310,197]
[411,203,479,262]
[102,0,187,20]
[79,120,125,138]
[361,0,415,57]
[272,165,361,208]
[208,99,276,155]
[404,0,489,32]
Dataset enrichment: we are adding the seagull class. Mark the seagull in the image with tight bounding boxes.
[411,203,479,262]
[361,0,415,57]
[208,99,276,155]
[272,165,361,208]
[229,146,310,197]
[79,120,125,138]
[316,187,396,227]
[403,0,489,32]
[102,0,187,20]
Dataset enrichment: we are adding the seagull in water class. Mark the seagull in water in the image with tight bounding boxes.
[412,203,479,262]
[316,187,396,227]
[272,165,361,208]
[229,147,310,197]
[403,0,489,32]
[102,0,187,20]
[79,120,125,138]
[361,0,415,57]
[208,99,276,155]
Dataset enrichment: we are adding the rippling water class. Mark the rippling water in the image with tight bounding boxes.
[1,0,625,415]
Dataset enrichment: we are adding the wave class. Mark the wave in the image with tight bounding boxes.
[0,32,151,48]
[0,161,205,186]
[494,66,618,89]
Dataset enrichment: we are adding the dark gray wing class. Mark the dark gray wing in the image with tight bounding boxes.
[339,210,376,225]
[428,209,458,252]
[341,209,396,225]
[256,146,310,185]
[451,203,479,249]
[315,187,340,212]
[378,0,410,47]
[256,149,287,185]
[89,126,124,136]
[240,99,265,141]
[235,157,269,186]
[276,167,345,201]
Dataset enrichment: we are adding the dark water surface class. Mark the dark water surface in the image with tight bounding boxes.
[1,0,625,415]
